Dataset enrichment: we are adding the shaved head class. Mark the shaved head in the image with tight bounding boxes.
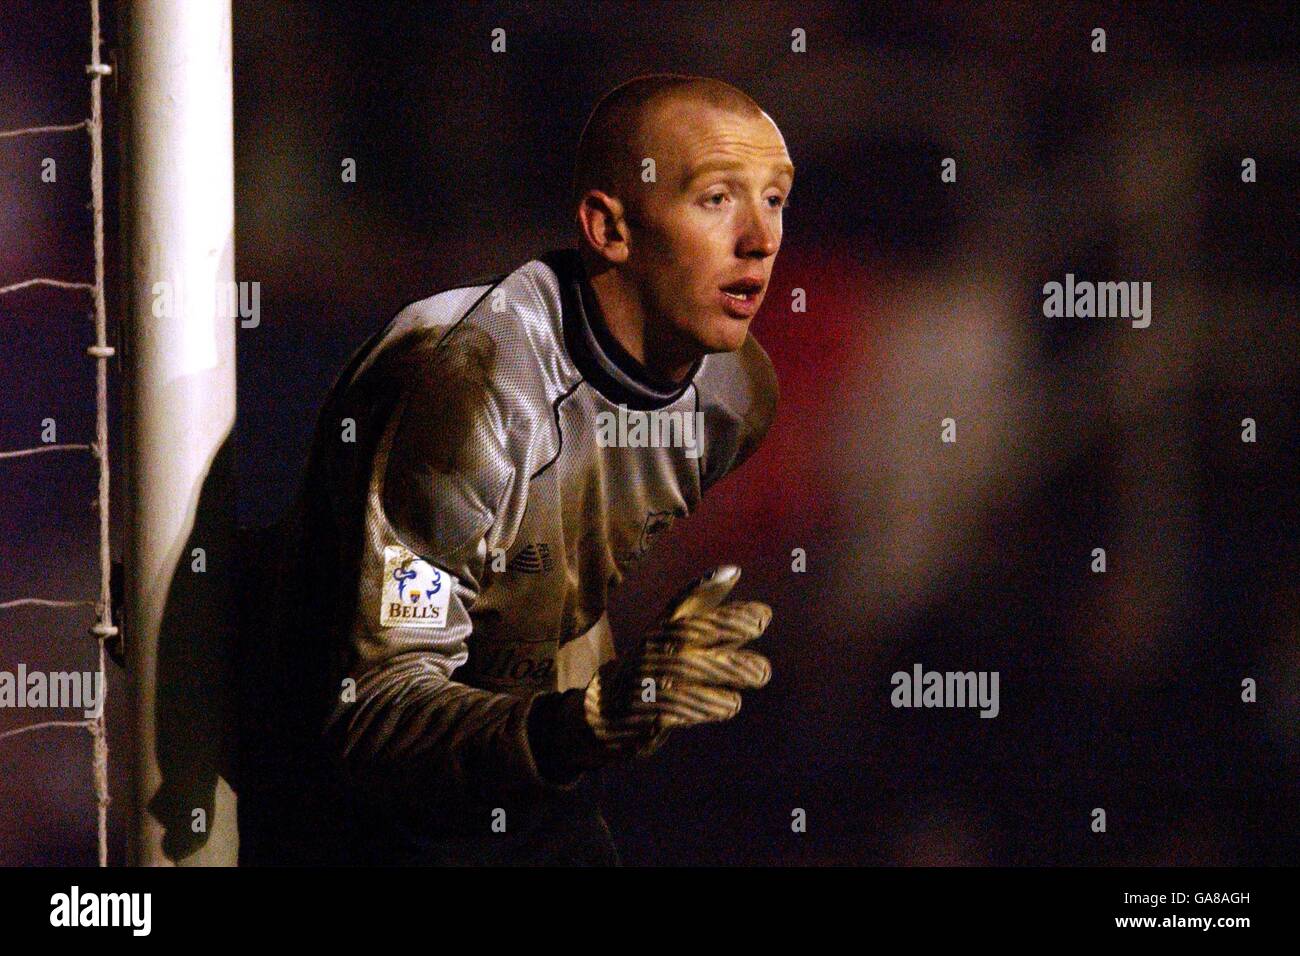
[571,74,792,378]
[571,74,768,216]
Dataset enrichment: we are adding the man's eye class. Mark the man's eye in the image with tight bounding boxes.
[768,195,788,209]
[705,192,727,206]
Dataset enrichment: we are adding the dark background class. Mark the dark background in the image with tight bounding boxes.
[2,0,1297,865]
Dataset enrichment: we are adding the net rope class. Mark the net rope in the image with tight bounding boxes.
[0,0,114,867]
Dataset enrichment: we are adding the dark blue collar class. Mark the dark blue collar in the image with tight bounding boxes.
[542,248,701,411]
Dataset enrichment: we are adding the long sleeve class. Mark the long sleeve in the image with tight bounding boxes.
[318,326,583,810]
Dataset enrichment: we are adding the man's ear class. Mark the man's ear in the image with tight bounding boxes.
[576,189,630,265]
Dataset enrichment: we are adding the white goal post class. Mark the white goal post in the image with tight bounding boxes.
[121,0,239,866]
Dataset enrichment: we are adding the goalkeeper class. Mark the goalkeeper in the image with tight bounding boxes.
[237,73,792,865]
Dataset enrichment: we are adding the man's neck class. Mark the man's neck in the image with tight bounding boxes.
[585,266,698,385]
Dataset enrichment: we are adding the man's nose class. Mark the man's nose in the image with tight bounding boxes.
[736,199,779,259]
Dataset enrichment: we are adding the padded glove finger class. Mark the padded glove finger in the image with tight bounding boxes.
[659,601,773,647]
[660,565,741,624]
[639,645,772,689]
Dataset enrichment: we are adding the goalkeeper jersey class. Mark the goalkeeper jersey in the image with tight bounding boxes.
[238,247,776,850]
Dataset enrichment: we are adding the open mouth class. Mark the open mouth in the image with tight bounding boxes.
[720,277,764,301]
[717,277,764,318]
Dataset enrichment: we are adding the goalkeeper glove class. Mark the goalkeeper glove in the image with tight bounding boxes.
[580,565,772,764]
[529,565,772,781]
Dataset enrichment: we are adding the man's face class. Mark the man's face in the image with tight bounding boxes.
[624,100,793,355]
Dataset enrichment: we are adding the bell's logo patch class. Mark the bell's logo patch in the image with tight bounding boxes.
[380,545,451,628]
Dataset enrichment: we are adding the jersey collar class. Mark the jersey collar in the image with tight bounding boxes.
[542,248,702,411]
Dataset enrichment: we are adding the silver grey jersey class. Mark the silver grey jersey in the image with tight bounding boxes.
[277,248,777,804]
